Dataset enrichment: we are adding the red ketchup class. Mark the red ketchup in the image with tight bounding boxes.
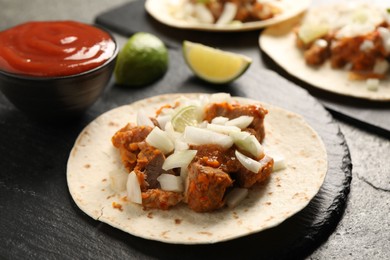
[0,21,116,77]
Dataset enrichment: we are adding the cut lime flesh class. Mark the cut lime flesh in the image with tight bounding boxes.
[183,41,252,84]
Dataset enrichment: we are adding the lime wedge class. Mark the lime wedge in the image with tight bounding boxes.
[182,41,252,84]
[171,105,202,132]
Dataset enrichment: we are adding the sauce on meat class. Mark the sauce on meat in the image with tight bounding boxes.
[0,21,116,77]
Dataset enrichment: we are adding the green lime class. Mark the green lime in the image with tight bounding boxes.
[115,32,168,87]
[171,105,202,132]
[182,41,252,84]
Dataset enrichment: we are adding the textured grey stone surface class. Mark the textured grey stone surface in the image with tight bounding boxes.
[1,0,389,259]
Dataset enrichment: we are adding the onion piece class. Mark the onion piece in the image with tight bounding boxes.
[226,188,248,208]
[127,171,142,204]
[109,168,128,192]
[145,126,174,154]
[184,126,234,149]
[194,3,214,24]
[216,2,237,25]
[211,116,229,125]
[235,150,264,173]
[206,123,241,135]
[265,149,287,172]
[209,93,231,103]
[136,110,154,127]
[230,131,264,159]
[157,174,184,192]
[225,116,254,129]
[164,121,182,141]
[156,114,172,130]
[162,150,197,171]
[174,139,189,151]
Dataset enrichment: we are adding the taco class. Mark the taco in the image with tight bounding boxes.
[67,93,327,244]
[145,0,311,31]
[259,2,390,101]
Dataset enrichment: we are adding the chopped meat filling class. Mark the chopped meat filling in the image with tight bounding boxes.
[296,17,390,79]
[142,189,183,210]
[233,155,274,188]
[111,100,273,212]
[195,0,281,23]
[111,124,153,172]
[187,162,233,212]
[204,102,268,142]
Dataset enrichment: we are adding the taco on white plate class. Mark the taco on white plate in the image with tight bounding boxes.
[260,2,390,101]
[67,93,327,244]
[145,0,311,31]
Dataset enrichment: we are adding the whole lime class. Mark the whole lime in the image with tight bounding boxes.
[115,32,168,87]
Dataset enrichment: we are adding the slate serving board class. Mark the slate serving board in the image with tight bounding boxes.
[0,47,352,259]
[95,0,390,139]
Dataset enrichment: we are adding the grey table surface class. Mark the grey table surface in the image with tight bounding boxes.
[1,0,389,259]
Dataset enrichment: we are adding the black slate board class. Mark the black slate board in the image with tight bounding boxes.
[95,0,390,139]
[0,48,351,259]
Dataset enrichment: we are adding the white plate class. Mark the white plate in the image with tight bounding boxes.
[145,0,311,32]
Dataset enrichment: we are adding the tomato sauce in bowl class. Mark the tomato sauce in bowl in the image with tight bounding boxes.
[0,20,118,120]
[0,21,116,77]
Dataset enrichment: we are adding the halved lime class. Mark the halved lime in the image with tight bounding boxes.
[182,41,252,84]
[115,32,168,87]
[171,105,202,132]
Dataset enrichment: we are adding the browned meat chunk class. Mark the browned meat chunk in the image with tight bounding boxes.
[191,144,240,173]
[187,162,233,212]
[111,124,153,172]
[204,102,268,142]
[304,43,329,66]
[233,155,274,188]
[135,144,176,190]
[142,189,183,210]
[330,31,386,76]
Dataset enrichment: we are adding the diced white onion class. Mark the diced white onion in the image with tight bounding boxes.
[211,116,229,125]
[366,78,380,91]
[174,139,189,151]
[209,93,231,103]
[315,39,328,48]
[194,3,214,24]
[162,150,197,171]
[216,2,237,25]
[136,110,154,127]
[206,123,241,135]
[164,121,182,141]
[359,40,374,52]
[156,114,172,130]
[127,171,142,204]
[235,150,263,173]
[230,131,264,159]
[225,115,254,129]
[109,168,128,192]
[226,188,248,208]
[184,126,234,149]
[145,127,174,154]
[264,149,286,172]
[157,174,184,192]
[373,59,389,75]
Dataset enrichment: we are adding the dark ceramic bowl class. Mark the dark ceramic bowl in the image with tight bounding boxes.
[0,27,118,120]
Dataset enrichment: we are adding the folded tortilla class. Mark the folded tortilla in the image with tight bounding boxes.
[67,94,327,244]
[259,15,390,101]
[145,0,311,31]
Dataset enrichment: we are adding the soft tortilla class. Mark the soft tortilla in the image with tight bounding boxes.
[145,0,311,32]
[259,15,390,101]
[67,93,327,244]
